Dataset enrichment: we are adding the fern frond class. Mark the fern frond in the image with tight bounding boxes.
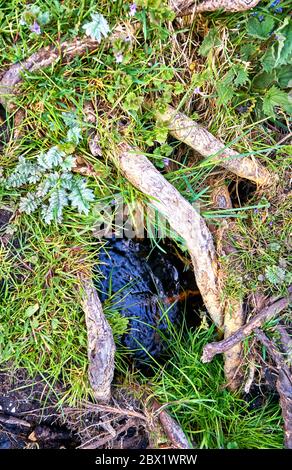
[68,177,95,214]
[19,192,40,214]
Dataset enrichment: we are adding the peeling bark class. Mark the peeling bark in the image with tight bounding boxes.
[155,105,275,186]
[171,0,261,16]
[108,141,223,327]
[202,289,292,363]
[80,275,116,402]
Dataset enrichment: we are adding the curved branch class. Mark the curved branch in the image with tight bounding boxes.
[155,105,275,186]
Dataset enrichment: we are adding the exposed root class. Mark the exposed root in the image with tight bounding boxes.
[202,287,292,363]
[108,141,223,327]
[0,38,99,109]
[255,328,292,449]
[80,274,116,403]
[171,0,261,16]
[155,105,275,186]
[152,401,191,449]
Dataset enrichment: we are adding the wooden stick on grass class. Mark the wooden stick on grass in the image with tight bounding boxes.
[171,0,261,16]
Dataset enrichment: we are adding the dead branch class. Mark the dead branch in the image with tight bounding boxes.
[201,289,292,363]
[0,37,99,109]
[155,105,275,186]
[152,401,191,449]
[171,0,261,16]
[254,328,292,449]
[109,141,223,327]
[80,275,116,402]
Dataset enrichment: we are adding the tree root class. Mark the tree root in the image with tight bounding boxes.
[152,400,192,449]
[80,274,116,403]
[201,287,292,363]
[170,0,261,16]
[0,37,99,109]
[155,105,275,186]
[255,328,292,449]
[107,141,223,327]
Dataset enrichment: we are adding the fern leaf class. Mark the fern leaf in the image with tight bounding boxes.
[37,146,65,169]
[82,12,110,42]
[19,192,40,214]
[42,187,68,224]
[68,177,95,214]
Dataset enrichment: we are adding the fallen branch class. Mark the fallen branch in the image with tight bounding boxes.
[152,401,191,449]
[201,289,292,363]
[171,0,261,16]
[108,141,223,327]
[255,328,292,449]
[0,37,99,109]
[155,105,274,186]
[80,274,116,402]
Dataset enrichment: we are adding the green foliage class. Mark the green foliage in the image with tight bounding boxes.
[262,85,292,117]
[246,16,275,39]
[199,28,221,57]
[4,148,95,224]
[82,12,110,42]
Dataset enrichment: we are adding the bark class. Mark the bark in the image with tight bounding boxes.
[255,328,292,449]
[201,289,292,363]
[0,38,99,109]
[152,401,191,449]
[171,0,261,16]
[212,186,245,390]
[109,141,223,327]
[80,275,116,402]
[155,105,275,186]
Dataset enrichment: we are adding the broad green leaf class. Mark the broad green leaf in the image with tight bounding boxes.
[262,85,292,117]
[246,16,275,40]
[199,28,221,57]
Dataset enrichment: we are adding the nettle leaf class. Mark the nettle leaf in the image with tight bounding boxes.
[261,48,276,73]
[274,17,292,67]
[262,85,292,117]
[216,81,234,105]
[233,65,249,88]
[199,28,221,57]
[253,71,275,90]
[276,65,292,88]
[19,192,40,214]
[68,177,95,214]
[246,16,275,40]
[82,12,110,42]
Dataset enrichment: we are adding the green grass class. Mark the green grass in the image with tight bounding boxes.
[0,0,291,448]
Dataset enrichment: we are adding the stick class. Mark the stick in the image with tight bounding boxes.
[109,141,223,327]
[201,290,292,363]
[80,275,116,402]
[152,401,191,449]
[255,328,292,449]
[171,0,261,16]
[155,105,275,186]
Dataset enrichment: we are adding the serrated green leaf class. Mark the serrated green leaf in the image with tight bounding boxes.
[262,85,292,117]
[261,47,276,73]
[199,28,221,57]
[252,71,275,90]
[216,81,234,105]
[68,178,95,214]
[276,65,292,88]
[246,16,275,40]
[233,66,249,88]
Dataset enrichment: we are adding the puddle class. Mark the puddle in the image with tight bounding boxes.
[95,237,203,363]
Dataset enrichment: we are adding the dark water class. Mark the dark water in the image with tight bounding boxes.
[95,238,200,362]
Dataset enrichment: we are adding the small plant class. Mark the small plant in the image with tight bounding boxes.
[82,12,110,42]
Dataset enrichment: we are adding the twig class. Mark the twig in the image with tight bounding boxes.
[152,400,191,449]
[154,105,275,186]
[201,289,292,363]
[254,328,292,449]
